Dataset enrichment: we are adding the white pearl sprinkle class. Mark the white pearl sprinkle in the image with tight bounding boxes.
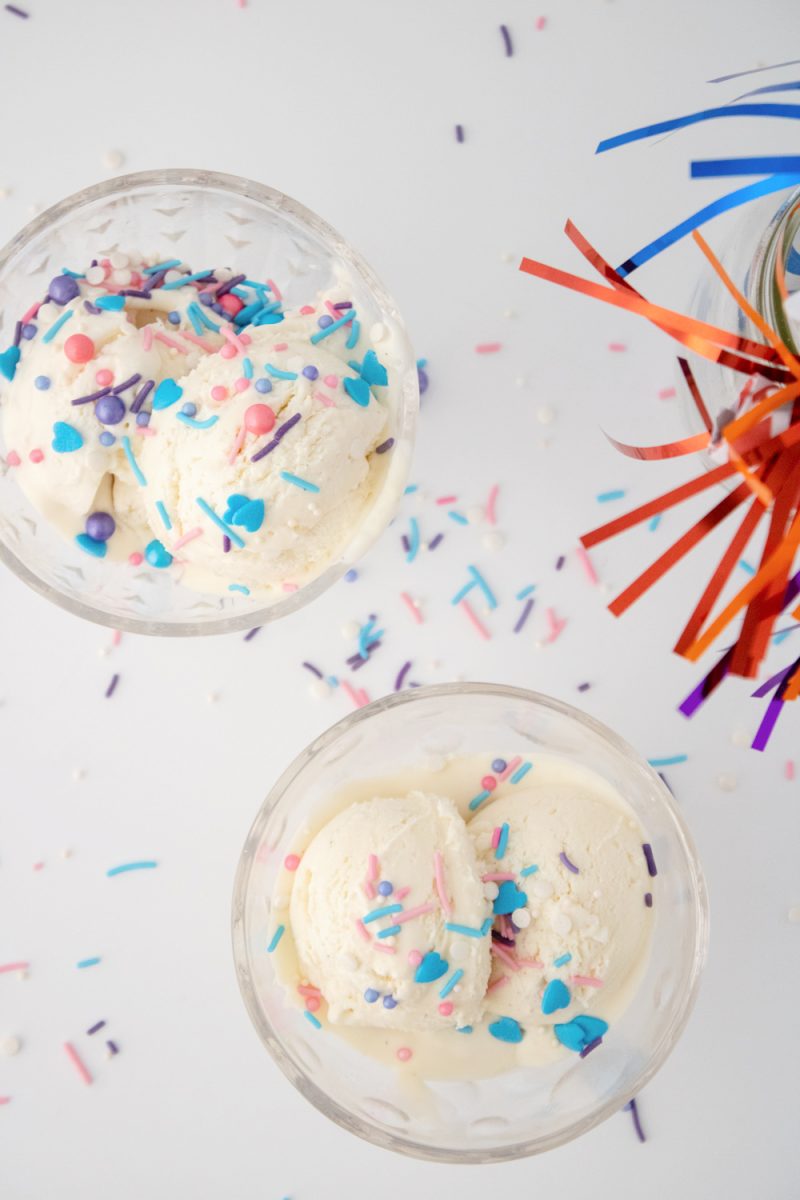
[206,692,220,704]
[483,882,499,900]
[340,620,360,640]
[109,252,130,269]
[787,906,800,924]
[536,404,555,425]
[71,768,86,782]
[513,909,531,928]
[370,322,387,343]
[0,1036,21,1057]
[103,149,125,171]
[716,772,738,792]
[112,268,132,286]
[450,941,468,962]
[85,266,105,286]
[482,531,505,552]
[309,679,331,701]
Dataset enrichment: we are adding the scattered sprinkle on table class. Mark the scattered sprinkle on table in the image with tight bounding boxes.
[105,673,120,699]
[624,1097,646,1143]
[499,24,513,55]
[76,957,101,969]
[596,489,627,503]
[63,1042,92,1086]
[455,124,465,143]
[4,4,29,17]
[106,860,158,877]
[475,342,502,354]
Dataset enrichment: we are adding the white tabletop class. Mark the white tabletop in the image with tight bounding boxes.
[1,1,798,1196]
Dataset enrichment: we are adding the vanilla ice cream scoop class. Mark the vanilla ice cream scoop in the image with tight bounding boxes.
[289,792,492,1031]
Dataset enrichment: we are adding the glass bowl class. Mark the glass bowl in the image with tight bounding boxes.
[0,169,418,635]
[231,683,708,1162]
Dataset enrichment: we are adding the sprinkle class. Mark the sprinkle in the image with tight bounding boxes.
[171,527,203,552]
[644,893,653,907]
[433,851,452,915]
[553,953,572,967]
[513,597,534,633]
[455,124,465,142]
[265,363,298,381]
[161,269,214,291]
[346,320,361,350]
[87,1021,106,1036]
[580,1036,604,1058]
[448,511,469,525]
[460,599,491,640]
[374,944,396,956]
[396,1047,413,1062]
[310,309,357,344]
[491,943,521,972]
[520,864,539,877]
[406,517,420,563]
[516,584,535,600]
[155,500,172,530]
[596,489,626,502]
[367,853,380,882]
[195,497,245,548]
[482,872,515,882]
[377,925,401,939]
[576,545,598,584]
[509,761,532,784]
[5,5,29,17]
[363,904,403,925]
[112,373,141,395]
[354,919,370,942]
[375,437,394,454]
[572,975,604,988]
[642,843,658,877]
[144,259,181,274]
[578,682,591,692]
[106,1040,119,1056]
[485,484,500,524]
[495,823,510,859]
[266,926,285,953]
[0,962,29,974]
[142,326,153,351]
[399,592,423,625]
[280,471,319,493]
[428,533,444,551]
[153,331,188,353]
[647,754,687,767]
[535,15,547,29]
[475,342,502,354]
[468,790,492,812]
[624,1097,647,1144]
[559,850,580,874]
[63,1042,92,1086]
[106,861,158,877]
[121,436,147,487]
[499,23,513,55]
[394,661,412,691]
[486,975,511,994]
[467,564,498,608]
[130,380,154,414]
[42,309,73,344]
[786,761,796,781]
[250,411,301,463]
[284,854,301,871]
[497,756,521,780]
[304,1011,322,1029]
[444,922,487,938]
[392,903,435,926]
[229,584,250,595]
[244,627,260,641]
[76,957,101,969]
[105,673,120,699]
[555,555,566,571]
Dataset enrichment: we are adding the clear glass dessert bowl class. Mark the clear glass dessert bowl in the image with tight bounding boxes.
[0,169,418,635]
[231,683,708,1162]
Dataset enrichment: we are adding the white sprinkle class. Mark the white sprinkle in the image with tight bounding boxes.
[60,848,72,860]
[513,908,531,928]
[716,772,737,792]
[514,376,528,389]
[340,620,360,640]
[112,268,132,286]
[536,404,555,425]
[103,149,125,171]
[500,251,514,263]
[450,941,468,962]
[483,882,499,900]
[109,252,130,269]
[85,265,106,286]
[503,308,517,319]
[466,505,485,525]
[0,1036,21,1057]
[71,768,86,782]
[206,692,220,704]
[532,878,554,900]
[369,322,387,343]
[309,679,331,700]
[481,531,505,552]
[0,186,11,200]
[731,729,750,748]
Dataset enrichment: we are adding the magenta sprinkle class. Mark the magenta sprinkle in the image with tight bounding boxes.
[86,1020,106,1035]
[455,124,465,142]
[302,661,323,678]
[644,892,653,907]
[243,626,261,642]
[580,1036,603,1058]
[251,411,301,463]
[5,4,29,16]
[394,661,412,691]
[105,673,120,699]
[71,385,112,406]
[499,23,513,55]
[428,533,444,551]
[624,1098,646,1143]
[642,843,657,877]
[513,597,534,633]
[130,380,154,414]
[559,850,579,874]
[376,438,395,454]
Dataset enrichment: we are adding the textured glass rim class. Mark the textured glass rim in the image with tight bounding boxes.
[0,168,418,636]
[231,682,710,1163]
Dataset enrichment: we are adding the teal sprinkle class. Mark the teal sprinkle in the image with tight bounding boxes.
[468,564,498,609]
[495,822,510,859]
[510,762,532,784]
[155,500,172,530]
[144,259,181,274]
[516,584,536,600]
[451,579,477,605]
[520,864,539,877]
[230,287,249,299]
[343,375,371,407]
[310,308,357,343]
[480,917,493,935]
[647,753,688,767]
[468,789,491,811]
[266,925,285,953]
[186,303,204,335]
[195,497,245,548]
[739,559,756,575]
[106,861,158,877]
[265,363,298,381]
[242,357,254,379]
[416,357,427,368]
[42,309,73,344]
[439,969,464,999]
[76,956,101,969]
[176,412,219,430]
[448,511,469,525]
[280,471,320,493]
[304,1011,322,1029]
[194,304,220,333]
[161,270,214,291]
[596,489,627,502]
[553,953,572,967]
[649,514,662,532]
[406,517,420,563]
[377,924,402,939]
[444,922,486,939]
[121,435,147,487]
[456,1025,473,1034]
[61,269,85,278]
[362,904,403,924]
[243,279,271,290]
[404,485,418,494]
[228,583,251,595]
[94,294,125,311]
[345,318,361,350]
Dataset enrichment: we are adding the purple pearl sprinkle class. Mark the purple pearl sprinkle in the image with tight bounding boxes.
[181,403,197,417]
[382,996,398,1010]
[302,365,319,380]
[364,989,379,1004]
[136,412,150,427]
[198,292,215,306]
[34,375,50,390]
[377,881,393,896]
[99,432,116,447]
[86,511,116,542]
[21,322,37,340]
[254,377,272,394]
[95,394,126,425]
[48,274,80,306]
[168,311,181,325]
[644,893,653,908]
[223,536,231,554]
[344,568,358,582]
[491,758,506,773]
[317,315,334,330]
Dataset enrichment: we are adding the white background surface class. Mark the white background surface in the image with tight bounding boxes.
[1,1,799,1197]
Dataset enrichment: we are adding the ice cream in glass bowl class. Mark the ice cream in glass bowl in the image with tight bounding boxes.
[232,683,708,1162]
[0,170,417,634]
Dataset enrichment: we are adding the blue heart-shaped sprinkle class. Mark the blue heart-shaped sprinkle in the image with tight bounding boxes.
[343,376,371,408]
[52,421,84,453]
[224,494,249,518]
[75,533,107,559]
[94,295,126,312]
[541,978,571,1015]
[359,349,388,387]
[553,1020,587,1053]
[488,1016,524,1044]
[414,950,449,984]
[145,538,173,569]
[229,498,264,533]
[152,378,183,410]
[0,345,21,381]
[573,1015,608,1042]
[493,880,528,915]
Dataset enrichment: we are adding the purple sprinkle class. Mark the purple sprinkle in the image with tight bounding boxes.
[455,124,465,143]
[106,1039,119,1056]
[577,682,591,692]
[624,1098,646,1144]
[644,892,653,907]
[251,412,301,463]
[5,4,30,17]
[580,1036,603,1059]
[555,554,566,571]
[244,626,261,642]
[12,320,22,347]
[333,301,354,311]
[214,274,246,298]
[71,386,112,406]
[105,673,120,699]
[376,438,395,454]
[428,533,444,551]
[658,771,673,794]
[401,535,410,553]
[119,289,152,299]
[499,23,513,56]
[130,380,154,414]
[86,1020,106,1036]
[112,373,141,394]
[642,843,657,877]
[83,301,102,315]
[394,661,412,691]
[513,596,534,634]
[223,536,231,554]
[302,661,323,678]
[146,270,168,290]
[559,850,580,874]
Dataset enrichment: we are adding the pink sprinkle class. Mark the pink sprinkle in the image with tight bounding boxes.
[535,15,547,29]
[396,1047,413,1062]
[95,369,114,386]
[135,425,156,437]
[171,527,203,552]
[545,607,567,642]
[273,342,288,352]
[284,853,301,871]
[433,851,452,916]
[314,390,334,407]
[341,680,368,709]
[491,826,501,850]
[219,322,247,354]
[659,386,677,400]
[367,854,380,882]
[362,878,376,900]
[266,278,282,302]
[785,760,795,781]
[32,861,45,872]
[179,330,214,353]
[211,385,228,403]
[305,995,321,1012]
[141,326,153,351]
[374,943,396,955]
[496,756,521,781]
[392,902,435,926]
[219,343,237,360]
[482,872,515,882]
[5,450,20,467]
[0,1098,10,1106]
[63,1042,92,1086]
[354,919,370,942]
[299,305,315,315]
[407,949,423,967]
[481,775,497,791]
[516,957,544,969]
[282,582,299,593]
[394,886,411,901]
[234,378,250,393]
[29,448,44,464]
[460,598,491,640]
[485,483,500,525]
[572,974,604,988]
[491,943,520,972]
[576,544,598,585]
[21,301,41,324]
[153,331,188,353]
[438,1001,454,1016]
[487,974,510,993]
[297,984,321,997]
[0,961,29,975]
[400,592,423,624]
[608,342,627,352]
[475,342,502,354]
[228,424,247,465]
[323,374,338,388]
[111,629,122,647]
[128,551,144,566]
[436,495,458,505]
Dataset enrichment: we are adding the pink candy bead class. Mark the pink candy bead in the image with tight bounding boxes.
[219,343,237,359]
[6,450,20,467]
[234,377,250,393]
[299,305,315,315]
[244,403,275,435]
[481,775,497,791]
[305,996,321,1013]
[210,385,228,402]
[29,448,44,464]
[323,374,339,388]
[396,1047,413,1062]
[219,294,243,316]
[128,552,144,566]
[284,854,301,872]
[438,1002,454,1017]
[407,950,423,967]
[64,333,95,363]
[95,369,114,386]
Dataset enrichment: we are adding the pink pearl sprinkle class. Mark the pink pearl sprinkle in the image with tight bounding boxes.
[282,582,298,593]
[128,552,144,566]
[6,450,20,467]
[305,996,321,1013]
[407,950,423,967]
[211,385,228,402]
[438,1002,454,1017]
[323,374,339,388]
[481,775,497,791]
[219,343,237,360]
[284,854,301,871]
[95,369,114,386]
[299,305,315,315]
[219,294,243,317]
[29,448,44,464]
[234,378,250,393]
[396,1047,413,1062]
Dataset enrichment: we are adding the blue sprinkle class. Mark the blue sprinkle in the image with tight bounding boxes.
[406,517,420,563]
[186,303,204,335]
[266,925,285,953]
[167,310,181,325]
[99,432,115,446]
[161,270,215,291]
[75,533,107,559]
[382,995,398,1009]
[377,880,392,896]
[456,1026,473,1034]
[155,500,172,530]
[358,348,389,386]
[553,1020,585,1052]
[344,569,358,582]
[448,511,469,525]
[451,579,477,605]
[0,345,21,380]
[60,269,85,279]
[596,489,627,503]
[516,584,536,600]
[362,904,403,924]
[542,979,572,1015]
[176,412,219,431]
[481,917,493,935]
[443,922,485,939]
[265,363,298,381]
[304,1010,322,1029]
[493,881,527,915]
[364,988,380,1003]
[553,953,572,967]
[510,762,532,784]
[310,309,357,343]
[345,318,360,350]
[491,758,507,773]
[377,924,401,939]
[495,823,510,860]
[76,957,102,969]
[106,860,158,877]
[153,378,183,411]
[468,790,491,811]
[316,315,334,329]
[648,514,662,532]
[647,754,688,767]
[488,1017,524,1044]
[193,304,220,333]
[181,402,197,417]
[144,259,181,274]
[195,497,245,548]
[520,864,539,877]
[343,376,371,407]
[414,951,449,982]
[468,564,498,608]
[254,377,273,394]
[121,435,147,486]
[739,559,756,575]
[404,485,418,494]
[52,421,83,453]
[94,294,126,312]
[228,583,251,595]
[34,375,51,390]
[242,357,254,379]
[41,310,73,344]
[439,969,464,999]
[145,539,173,569]
[280,471,319,493]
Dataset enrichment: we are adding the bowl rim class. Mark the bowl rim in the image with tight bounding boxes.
[231,681,710,1163]
[0,167,418,636]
